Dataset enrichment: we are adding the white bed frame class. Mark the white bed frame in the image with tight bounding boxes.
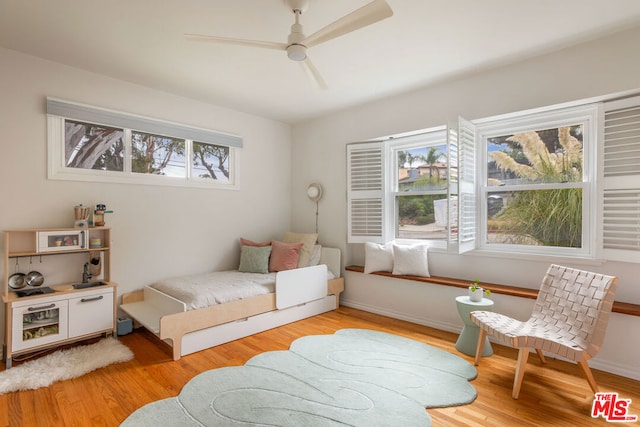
[120,248,344,360]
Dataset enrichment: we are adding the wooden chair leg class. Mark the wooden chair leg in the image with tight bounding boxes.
[578,358,599,393]
[474,328,487,366]
[512,348,530,399]
[535,349,546,364]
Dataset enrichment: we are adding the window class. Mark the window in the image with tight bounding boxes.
[391,131,449,241]
[131,131,186,177]
[192,141,230,181]
[64,120,124,172]
[348,95,640,262]
[347,102,636,261]
[47,98,241,188]
[477,105,597,258]
[347,118,474,250]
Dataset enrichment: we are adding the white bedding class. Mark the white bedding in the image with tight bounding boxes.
[150,271,276,311]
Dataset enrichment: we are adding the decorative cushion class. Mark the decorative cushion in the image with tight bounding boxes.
[239,238,271,247]
[364,242,394,273]
[392,244,430,277]
[283,232,318,268]
[308,244,322,266]
[238,245,272,274]
[269,241,304,272]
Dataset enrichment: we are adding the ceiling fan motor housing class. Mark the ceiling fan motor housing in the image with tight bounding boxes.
[287,13,307,61]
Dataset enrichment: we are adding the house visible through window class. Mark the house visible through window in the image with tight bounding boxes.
[392,131,449,241]
[347,121,471,250]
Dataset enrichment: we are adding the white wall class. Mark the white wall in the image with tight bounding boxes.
[290,25,640,379]
[0,47,292,302]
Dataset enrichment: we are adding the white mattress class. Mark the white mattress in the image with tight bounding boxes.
[150,271,276,311]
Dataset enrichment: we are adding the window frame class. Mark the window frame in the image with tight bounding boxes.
[388,129,450,247]
[347,120,473,249]
[475,104,599,259]
[46,98,241,190]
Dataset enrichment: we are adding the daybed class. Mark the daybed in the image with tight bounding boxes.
[120,246,343,360]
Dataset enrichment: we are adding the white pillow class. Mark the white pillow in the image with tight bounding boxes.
[392,244,430,277]
[308,244,322,266]
[364,242,394,273]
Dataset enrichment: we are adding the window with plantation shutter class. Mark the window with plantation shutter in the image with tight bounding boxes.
[345,94,640,262]
[347,122,472,248]
[602,97,640,262]
[347,143,385,243]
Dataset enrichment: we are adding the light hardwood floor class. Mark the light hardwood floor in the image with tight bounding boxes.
[1,306,638,426]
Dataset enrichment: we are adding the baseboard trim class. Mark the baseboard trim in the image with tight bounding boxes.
[589,359,640,381]
[340,299,461,335]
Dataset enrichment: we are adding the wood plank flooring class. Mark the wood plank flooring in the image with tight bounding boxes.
[1,306,638,426]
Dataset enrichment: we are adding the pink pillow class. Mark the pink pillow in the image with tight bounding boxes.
[240,238,271,247]
[269,241,303,272]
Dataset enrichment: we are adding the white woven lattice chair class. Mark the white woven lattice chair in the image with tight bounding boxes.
[470,264,618,399]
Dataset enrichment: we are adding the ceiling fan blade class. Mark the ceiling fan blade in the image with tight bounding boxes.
[184,33,287,51]
[303,0,393,48]
[300,57,327,90]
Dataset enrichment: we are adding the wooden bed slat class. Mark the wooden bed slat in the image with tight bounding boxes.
[119,301,162,334]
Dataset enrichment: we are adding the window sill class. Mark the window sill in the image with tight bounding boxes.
[423,245,607,267]
[345,265,640,317]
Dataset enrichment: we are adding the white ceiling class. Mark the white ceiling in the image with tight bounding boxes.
[2,0,640,124]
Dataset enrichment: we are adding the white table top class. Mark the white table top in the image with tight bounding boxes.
[455,295,494,307]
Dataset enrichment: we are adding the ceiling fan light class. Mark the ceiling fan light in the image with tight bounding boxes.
[287,44,307,61]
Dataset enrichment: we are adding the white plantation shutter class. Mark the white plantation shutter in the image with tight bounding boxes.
[458,117,477,253]
[602,97,640,262]
[347,142,385,243]
[447,127,459,247]
[448,117,476,253]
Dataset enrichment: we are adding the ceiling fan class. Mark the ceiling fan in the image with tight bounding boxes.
[185,0,393,89]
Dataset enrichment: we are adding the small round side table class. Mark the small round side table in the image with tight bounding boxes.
[455,295,494,357]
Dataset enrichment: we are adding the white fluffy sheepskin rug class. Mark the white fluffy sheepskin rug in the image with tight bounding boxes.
[0,338,133,394]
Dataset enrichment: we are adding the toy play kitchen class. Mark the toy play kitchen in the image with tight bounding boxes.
[3,219,117,368]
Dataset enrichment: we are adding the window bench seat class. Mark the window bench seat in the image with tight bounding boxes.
[345,265,640,317]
